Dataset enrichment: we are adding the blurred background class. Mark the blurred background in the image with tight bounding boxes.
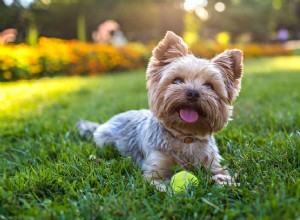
[0,0,300,81]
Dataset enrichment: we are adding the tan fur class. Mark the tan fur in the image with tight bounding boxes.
[211,49,243,103]
[147,31,243,138]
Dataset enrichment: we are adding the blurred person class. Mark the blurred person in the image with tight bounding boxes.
[110,30,127,46]
[0,28,17,44]
[278,28,289,43]
[92,20,127,46]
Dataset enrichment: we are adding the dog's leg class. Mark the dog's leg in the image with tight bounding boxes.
[142,151,175,191]
[210,162,234,185]
[93,123,116,147]
[201,150,235,185]
[77,120,116,147]
[208,154,237,186]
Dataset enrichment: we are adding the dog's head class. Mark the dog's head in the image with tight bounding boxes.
[146,31,243,137]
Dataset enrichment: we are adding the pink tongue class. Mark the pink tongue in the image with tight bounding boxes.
[179,108,199,123]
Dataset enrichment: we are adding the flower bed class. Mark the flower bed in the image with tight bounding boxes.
[0,38,150,81]
[191,42,293,59]
[0,37,293,81]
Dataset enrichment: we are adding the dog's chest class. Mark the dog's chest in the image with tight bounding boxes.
[167,140,212,167]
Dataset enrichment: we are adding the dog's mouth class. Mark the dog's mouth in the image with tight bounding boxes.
[178,106,206,123]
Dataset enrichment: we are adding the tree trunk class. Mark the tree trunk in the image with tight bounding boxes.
[77,13,86,42]
[27,21,38,46]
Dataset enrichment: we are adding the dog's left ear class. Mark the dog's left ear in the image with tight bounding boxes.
[211,49,243,103]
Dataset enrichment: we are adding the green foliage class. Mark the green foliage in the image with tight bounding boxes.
[1,0,184,42]
[1,57,300,219]
[26,22,38,46]
[76,13,86,42]
[2,0,300,42]
[205,0,300,41]
[41,0,300,43]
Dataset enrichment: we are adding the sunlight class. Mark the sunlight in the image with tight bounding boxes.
[215,2,226,12]
[183,0,208,12]
[245,56,300,74]
[3,0,13,6]
[41,0,51,5]
[0,77,86,119]
[195,7,209,20]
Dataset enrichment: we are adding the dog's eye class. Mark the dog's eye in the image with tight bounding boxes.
[172,78,184,84]
[204,83,214,90]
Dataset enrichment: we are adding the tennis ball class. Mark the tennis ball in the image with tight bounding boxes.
[170,171,199,192]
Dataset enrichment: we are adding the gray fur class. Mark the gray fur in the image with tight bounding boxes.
[77,109,229,189]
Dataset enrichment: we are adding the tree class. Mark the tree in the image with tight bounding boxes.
[1,0,299,43]
[30,0,184,42]
[203,0,300,42]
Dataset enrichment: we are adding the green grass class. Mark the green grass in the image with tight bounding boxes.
[1,56,300,219]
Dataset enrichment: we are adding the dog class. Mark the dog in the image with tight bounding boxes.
[77,31,243,191]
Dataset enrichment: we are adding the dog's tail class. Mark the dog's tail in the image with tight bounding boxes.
[76,120,100,138]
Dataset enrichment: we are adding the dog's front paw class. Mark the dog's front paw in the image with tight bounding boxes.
[212,174,239,186]
[152,180,167,192]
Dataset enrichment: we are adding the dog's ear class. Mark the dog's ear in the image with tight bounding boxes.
[211,49,243,103]
[152,31,189,65]
[147,31,188,89]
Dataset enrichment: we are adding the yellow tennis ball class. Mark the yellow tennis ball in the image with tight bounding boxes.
[170,171,199,192]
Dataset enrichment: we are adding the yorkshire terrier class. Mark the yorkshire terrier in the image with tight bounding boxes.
[77,31,243,191]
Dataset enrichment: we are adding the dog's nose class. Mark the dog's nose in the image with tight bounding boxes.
[186,90,200,102]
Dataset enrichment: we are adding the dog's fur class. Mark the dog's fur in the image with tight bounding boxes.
[77,31,243,190]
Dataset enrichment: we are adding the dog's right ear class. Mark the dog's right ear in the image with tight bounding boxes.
[152,31,189,65]
[211,49,243,104]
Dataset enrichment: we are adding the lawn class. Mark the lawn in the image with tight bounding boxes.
[0,56,300,219]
